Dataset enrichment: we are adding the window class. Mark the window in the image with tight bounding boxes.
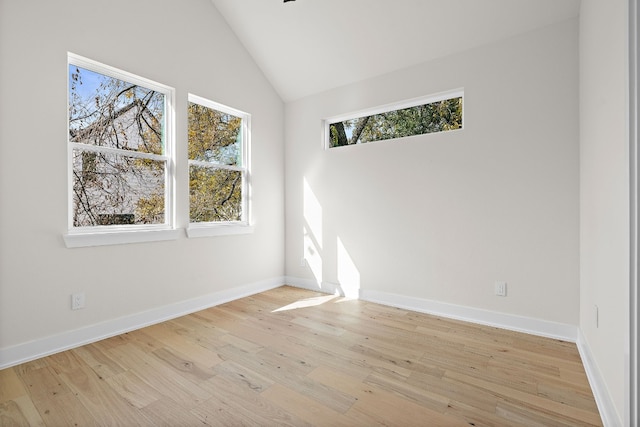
[326,90,463,148]
[65,53,176,247]
[187,94,251,237]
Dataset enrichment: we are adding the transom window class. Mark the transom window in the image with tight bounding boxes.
[326,90,463,148]
[187,94,250,226]
[67,53,174,233]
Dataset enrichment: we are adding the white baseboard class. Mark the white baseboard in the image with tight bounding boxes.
[286,277,627,424]
[283,276,342,295]
[284,276,577,342]
[0,276,284,370]
[3,275,617,427]
[576,330,623,427]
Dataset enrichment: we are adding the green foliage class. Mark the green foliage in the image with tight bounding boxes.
[189,166,242,222]
[330,96,462,147]
[135,191,165,224]
[69,65,167,227]
[188,103,244,222]
[188,103,242,165]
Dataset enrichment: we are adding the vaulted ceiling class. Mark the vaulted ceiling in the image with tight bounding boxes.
[210,0,581,102]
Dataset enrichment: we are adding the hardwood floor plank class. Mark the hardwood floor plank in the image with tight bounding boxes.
[45,349,88,375]
[218,344,357,414]
[29,390,99,427]
[104,370,163,408]
[445,369,603,426]
[11,365,97,426]
[71,344,126,380]
[217,332,264,353]
[287,342,374,381]
[11,359,48,377]
[0,396,46,427]
[495,399,585,427]
[18,367,71,401]
[261,383,354,427]
[362,370,453,412]
[536,378,601,412]
[407,369,501,414]
[212,359,275,393]
[139,397,206,427]
[0,286,602,426]
[296,330,414,379]
[291,315,347,336]
[58,366,150,426]
[0,400,31,427]
[195,373,311,426]
[347,384,470,426]
[106,343,211,409]
[151,347,216,383]
[144,322,225,368]
[0,368,27,403]
[305,365,375,401]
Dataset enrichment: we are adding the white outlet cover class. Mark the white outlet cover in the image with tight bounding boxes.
[71,292,85,310]
[495,282,507,297]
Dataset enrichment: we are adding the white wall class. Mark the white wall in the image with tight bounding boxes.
[0,1,630,419]
[0,0,284,359]
[579,0,630,424]
[285,19,580,327]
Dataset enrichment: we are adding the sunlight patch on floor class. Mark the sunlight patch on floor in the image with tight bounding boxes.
[272,294,338,312]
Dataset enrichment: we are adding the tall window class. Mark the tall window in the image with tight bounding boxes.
[188,94,250,227]
[326,90,463,148]
[67,54,174,233]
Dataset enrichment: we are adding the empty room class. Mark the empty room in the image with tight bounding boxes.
[0,0,636,425]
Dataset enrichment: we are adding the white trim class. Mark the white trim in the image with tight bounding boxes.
[284,276,576,342]
[577,330,623,427]
[629,1,639,425]
[188,94,249,119]
[70,143,167,162]
[359,289,577,342]
[63,228,181,248]
[68,53,173,94]
[325,88,465,125]
[323,88,464,149]
[187,93,251,225]
[0,277,284,369]
[284,276,342,295]
[67,53,176,234]
[189,159,243,172]
[186,223,254,238]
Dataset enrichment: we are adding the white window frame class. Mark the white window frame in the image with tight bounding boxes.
[186,94,253,238]
[64,53,178,248]
[323,88,464,149]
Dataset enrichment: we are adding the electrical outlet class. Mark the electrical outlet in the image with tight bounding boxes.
[300,257,306,267]
[494,281,507,297]
[71,292,85,310]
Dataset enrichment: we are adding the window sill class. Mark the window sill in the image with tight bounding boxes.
[186,223,254,238]
[63,229,181,248]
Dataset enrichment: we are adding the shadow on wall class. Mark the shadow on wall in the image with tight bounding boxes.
[303,177,361,299]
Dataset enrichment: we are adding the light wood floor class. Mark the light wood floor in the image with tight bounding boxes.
[0,286,602,426]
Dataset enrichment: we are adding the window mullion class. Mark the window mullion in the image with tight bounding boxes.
[71,142,168,162]
[187,94,250,226]
[188,159,244,172]
[68,53,175,236]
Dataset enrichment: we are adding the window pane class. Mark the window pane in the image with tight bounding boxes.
[72,150,165,226]
[190,165,242,222]
[69,65,165,155]
[329,96,462,147]
[188,102,242,166]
